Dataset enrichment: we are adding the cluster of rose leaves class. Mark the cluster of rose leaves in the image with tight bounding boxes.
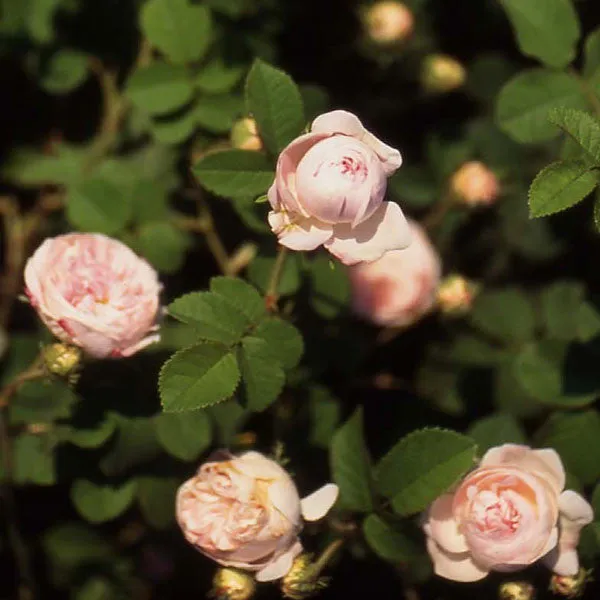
[23,107,594,589]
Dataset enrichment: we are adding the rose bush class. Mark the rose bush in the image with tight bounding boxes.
[24,233,161,358]
[423,444,593,582]
[267,110,411,265]
[176,451,338,582]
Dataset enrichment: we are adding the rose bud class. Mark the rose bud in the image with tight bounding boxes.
[211,568,256,600]
[550,568,591,598]
[348,220,441,327]
[42,342,82,379]
[25,233,161,359]
[268,110,411,265]
[421,54,466,94]
[436,274,478,315]
[423,444,594,583]
[231,118,263,152]
[281,553,329,600]
[363,1,414,45]
[498,581,536,600]
[450,161,500,206]
[176,451,339,582]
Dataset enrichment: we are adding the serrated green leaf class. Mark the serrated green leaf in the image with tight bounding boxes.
[536,410,600,485]
[140,0,213,64]
[99,415,162,476]
[13,433,56,485]
[245,59,305,155]
[467,414,526,453]
[363,514,419,563]
[60,417,116,449]
[496,70,585,143]
[10,380,77,424]
[136,476,179,529]
[125,62,194,115]
[549,108,600,164]
[498,0,580,69]
[209,276,266,324]
[541,281,585,340]
[194,94,244,134]
[137,221,191,273]
[376,429,477,516]
[529,160,598,217]
[470,289,536,343]
[330,407,374,513]
[25,0,63,43]
[237,336,285,412]
[309,386,341,449]
[159,342,241,411]
[208,399,247,445]
[39,50,89,94]
[150,109,198,144]
[155,411,212,460]
[168,292,251,344]
[67,177,132,234]
[195,58,244,94]
[253,317,303,370]
[192,150,274,198]
[71,479,137,523]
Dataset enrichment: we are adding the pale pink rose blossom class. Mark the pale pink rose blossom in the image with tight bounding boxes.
[423,444,593,583]
[268,110,411,265]
[176,451,339,582]
[24,233,161,358]
[348,220,441,327]
[450,161,500,206]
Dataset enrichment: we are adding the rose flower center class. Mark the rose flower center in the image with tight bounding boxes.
[470,490,521,536]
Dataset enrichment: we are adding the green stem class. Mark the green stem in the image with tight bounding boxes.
[311,538,344,578]
[265,246,288,311]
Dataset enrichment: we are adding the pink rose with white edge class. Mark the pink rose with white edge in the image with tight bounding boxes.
[348,220,441,327]
[267,110,411,265]
[423,444,593,583]
[25,233,161,359]
[176,451,339,582]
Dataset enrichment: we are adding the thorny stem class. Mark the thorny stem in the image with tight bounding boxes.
[265,246,288,311]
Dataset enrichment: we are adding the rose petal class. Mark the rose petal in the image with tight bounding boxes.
[311,110,402,175]
[300,483,339,522]
[255,540,303,582]
[274,132,330,215]
[480,444,565,495]
[268,210,333,251]
[325,201,411,265]
[426,494,469,553]
[426,538,489,583]
[543,490,594,576]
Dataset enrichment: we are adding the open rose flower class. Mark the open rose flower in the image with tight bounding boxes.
[25,233,161,358]
[423,444,593,583]
[176,451,339,582]
[267,110,411,265]
[348,220,441,327]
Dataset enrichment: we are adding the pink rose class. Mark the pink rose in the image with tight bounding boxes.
[176,451,339,582]
[348,220,441,327]
[267,110,411,265]
[450,161,500,206]
[24,233,161,358]
[423,444,593,583]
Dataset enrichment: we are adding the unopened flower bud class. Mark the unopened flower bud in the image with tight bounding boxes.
[43,343,82,378]
[231,118,263,151]
[450,161,500,206]
[436,274,478,315]
[211,568,256,600]
[499,581,535,600]
[363,1,414,45]
[549,568,591,598]
[281,554,329,600]
[421,54,466,94]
